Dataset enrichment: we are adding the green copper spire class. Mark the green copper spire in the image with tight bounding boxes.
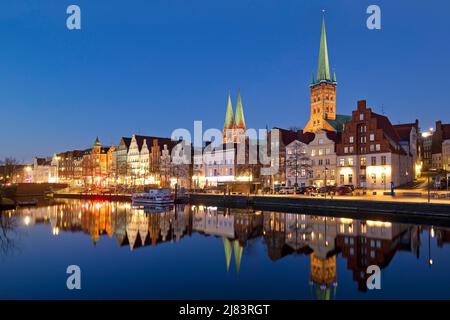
[233,240,243,274]
[223,238,232,272]
[94,136,101,146]
[317,15,331,82]
[311,72,316,85]
[224,93,234,129]
[234,90,246,129]
[332,68,337,82]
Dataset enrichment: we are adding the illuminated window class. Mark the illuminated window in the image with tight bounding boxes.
[349,136,354,143]
[360,157,367,166]
[370,134,375,141]
[361,224,367,234]
[339,158,345,166]
[360,113,364,121]
[348,158,354,166]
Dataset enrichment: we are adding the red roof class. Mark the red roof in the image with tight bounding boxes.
[134,135,177,152]
[393,122,418,142]
[272,128,301,146]
[372,112,401,143]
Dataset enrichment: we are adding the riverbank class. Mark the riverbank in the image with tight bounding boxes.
[189,193,450,225]
[53,193,189,204]
[54,193,132,202]
[0,197,15,210]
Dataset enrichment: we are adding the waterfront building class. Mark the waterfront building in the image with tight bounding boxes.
[127,135,169,186]
[116,137,132,185]
[126,134,188,187]
[56,150,84,186]
[265,128,314,189]
[431,121,450,171]
[107,145,116,186]
[307,130,340,187]
[420,129,434,171]
[303,16,350,133]
[202,92,253,188]
[32,157,53,183]
[336,100,413,189]
[82,137,111,186]
[393,120,421,178]
[285,134,313,187]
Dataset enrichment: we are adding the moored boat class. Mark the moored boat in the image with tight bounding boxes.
[16,199,38,207]
[132,188,174,205]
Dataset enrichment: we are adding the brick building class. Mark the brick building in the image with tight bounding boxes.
[336,100,413,189]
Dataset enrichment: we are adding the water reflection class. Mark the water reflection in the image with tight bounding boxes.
[6,200,450,299]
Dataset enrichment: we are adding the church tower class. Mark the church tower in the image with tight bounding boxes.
[223,91,246,144]
[304,15,338,133]
[223,93,234,143]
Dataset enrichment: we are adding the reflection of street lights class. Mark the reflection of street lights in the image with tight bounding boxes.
[323,167,328,198]
[428,227,433,267]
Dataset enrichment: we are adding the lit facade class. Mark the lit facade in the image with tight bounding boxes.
[336,100,413,189]
[307,130,338,187]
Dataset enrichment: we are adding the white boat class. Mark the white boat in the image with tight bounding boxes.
[132,188,174,205]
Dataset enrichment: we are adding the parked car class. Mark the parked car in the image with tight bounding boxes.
[296,186,307,194]
[344,184,355,191]
[279,187,295,194]
[318,186,336,196]
[436,178,448,190]
[305,186,318,196]
[336,185,353,196]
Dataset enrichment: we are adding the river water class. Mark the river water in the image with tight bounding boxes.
[0,199,449,299]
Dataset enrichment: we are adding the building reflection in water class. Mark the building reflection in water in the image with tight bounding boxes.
[14,200,449,299]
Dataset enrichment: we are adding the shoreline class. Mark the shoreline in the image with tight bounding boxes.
[9,192,450,226]
[189,193,450,226]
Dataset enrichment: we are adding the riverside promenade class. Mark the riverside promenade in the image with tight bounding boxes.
[189,192,450,226]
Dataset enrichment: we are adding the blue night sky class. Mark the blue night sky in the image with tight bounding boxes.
[1,0,449,162]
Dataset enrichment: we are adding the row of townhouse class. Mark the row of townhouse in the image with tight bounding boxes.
[283,100,419,189]
[31,135,192,189]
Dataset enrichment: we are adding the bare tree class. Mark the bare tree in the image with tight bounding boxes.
[0,157,20,183]
[0,213,19,256]
[286,146,312,188]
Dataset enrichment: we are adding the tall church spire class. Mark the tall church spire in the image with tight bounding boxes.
[317,14,331,82]
[223,93,234,129]
[234,90,246,129]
